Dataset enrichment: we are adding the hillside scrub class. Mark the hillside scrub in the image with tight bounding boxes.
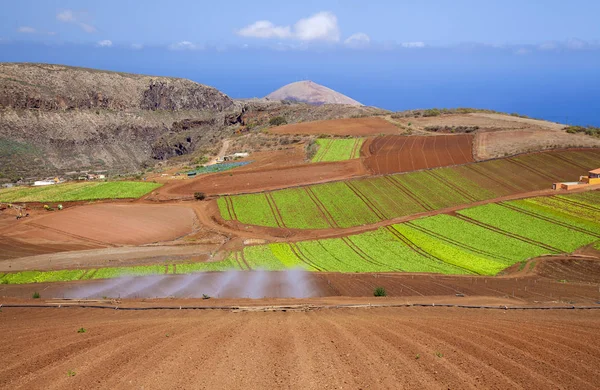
[564,125,600,137]
[0,181,161,202]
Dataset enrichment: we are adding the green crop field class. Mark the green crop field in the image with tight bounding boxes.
[311,138,364,162]
[0,181,162,202]
[2,191,599,285]
[220,149,600,229]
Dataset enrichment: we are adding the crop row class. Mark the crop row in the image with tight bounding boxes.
[311,138,364,163]
[0,181,162,203]
[221,149,600,229]
[3,191,598,284]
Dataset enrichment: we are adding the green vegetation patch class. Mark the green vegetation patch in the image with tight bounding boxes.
[0,181,161,202]
[311,138,364,163]
[458,203,598,253]
[219,150,600,230]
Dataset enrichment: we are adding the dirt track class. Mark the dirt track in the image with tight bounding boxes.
[270,116,400,136]
[363,134,474,174]
[1,306,599,389]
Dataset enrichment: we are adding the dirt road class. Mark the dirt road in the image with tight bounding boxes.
[0,306,598,389]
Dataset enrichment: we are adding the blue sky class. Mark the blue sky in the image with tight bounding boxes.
[1,1,600,124]
[3,0,600,48]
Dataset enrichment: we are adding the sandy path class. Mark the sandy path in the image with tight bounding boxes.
[0,307,598,389]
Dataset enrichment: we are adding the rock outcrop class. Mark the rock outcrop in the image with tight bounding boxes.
[0,63,237,180]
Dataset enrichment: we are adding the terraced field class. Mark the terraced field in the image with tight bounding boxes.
[311,138,364,162]
[0,181,161,202]
[219,149,600,229]
[3,191,599,283]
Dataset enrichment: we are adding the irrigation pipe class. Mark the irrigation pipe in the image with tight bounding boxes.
[1,303,599,311]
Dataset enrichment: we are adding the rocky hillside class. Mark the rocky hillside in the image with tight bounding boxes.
[265,81,361,106]
[0,63,238,181]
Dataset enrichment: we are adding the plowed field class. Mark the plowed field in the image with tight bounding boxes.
[270,116,400,136]
[160,159,367,197]
[364,134,474,174]
[1,307,599,389]
[0,203,197,253]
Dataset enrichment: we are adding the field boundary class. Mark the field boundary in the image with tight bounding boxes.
[1,303,599,312]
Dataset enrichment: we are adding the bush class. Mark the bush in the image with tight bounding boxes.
[373,286,387,297]
[194,192,206,201]
[564,125,600,137]
[269,116,287,126]
[32,291,40,299]
[422,109,441,117]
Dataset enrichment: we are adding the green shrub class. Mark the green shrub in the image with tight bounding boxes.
[32,291,40,299]
[373,286,387,297]
[269,116,287,126]
[422,109,441,117]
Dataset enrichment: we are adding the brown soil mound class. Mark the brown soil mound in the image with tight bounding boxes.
[270,117,400,136]
[363,134,474,174]
[158,159,368,197]
[24,203,196,246]
[1,306,598,389]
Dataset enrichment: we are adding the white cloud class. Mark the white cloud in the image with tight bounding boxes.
[538,42,557,51]
[237,11,340,42]
[57,10,96,33]
[169,41,201,50]
[238,21,291,39]
[57,10,75,22]
[344,32,370,48]
[566,38,587,50]
[97,39,112,47]
[401,41,425,48]
[131,43,143,50]
[294,12,339,42]
[17,26,36,34]
[514,48,530,55]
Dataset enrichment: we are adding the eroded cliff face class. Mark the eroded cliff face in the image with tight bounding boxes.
[0,63,238,180]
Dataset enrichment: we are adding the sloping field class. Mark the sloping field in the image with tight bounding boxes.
[364,134,474,174]
[0,181,161,202]
[2,307,599,389]
[474,129,600,160]
[270,117,399,136]
[219,149,600,229]
[17,203,196,246]
[3,191,599,283]
[161,158,367,197]
[311,138,364,162]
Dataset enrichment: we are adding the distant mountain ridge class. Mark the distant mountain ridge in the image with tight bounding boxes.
[266,81,362,106]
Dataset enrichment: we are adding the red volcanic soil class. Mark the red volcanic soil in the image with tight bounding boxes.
[270,117,400,136]
[157,159,368,197]
[2,266,599,304]
[363,134,474,174]
[0,204,196,251]
[0,306,599,389]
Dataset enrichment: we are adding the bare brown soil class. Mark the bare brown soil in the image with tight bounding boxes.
[270,117,401,136]
[156,159,368,197]
[0,306,598,389]
[0,203,198,261]
[393,112,565,131]
[363,134,474,174]
[474,129,600,160]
